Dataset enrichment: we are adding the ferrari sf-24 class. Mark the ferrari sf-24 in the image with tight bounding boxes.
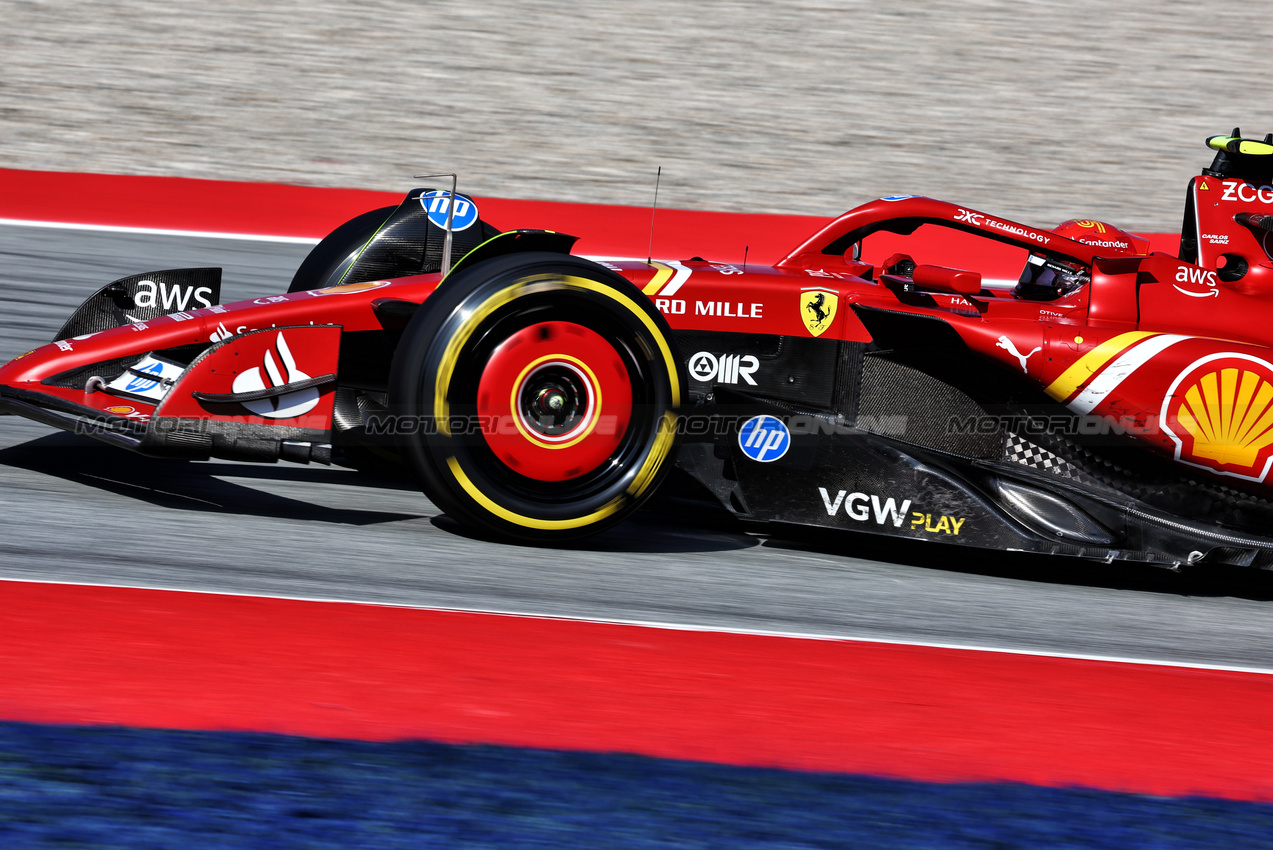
[5,132,1273,570]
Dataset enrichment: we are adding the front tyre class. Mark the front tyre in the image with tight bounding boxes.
[388,253,683,543]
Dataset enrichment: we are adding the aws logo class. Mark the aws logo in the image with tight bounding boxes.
[1161,353,1273,482]
[1173,265,1219,299]
[134,279,214,312]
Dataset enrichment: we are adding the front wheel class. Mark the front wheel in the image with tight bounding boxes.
[388,252,683,543]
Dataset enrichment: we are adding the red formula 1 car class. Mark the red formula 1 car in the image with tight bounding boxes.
[6,132,1273,568]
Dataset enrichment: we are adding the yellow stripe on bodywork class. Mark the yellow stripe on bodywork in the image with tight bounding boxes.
[643,261,676,295]
[1044,331,1158,402]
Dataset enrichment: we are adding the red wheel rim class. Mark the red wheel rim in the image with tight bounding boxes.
[476,321,633,481]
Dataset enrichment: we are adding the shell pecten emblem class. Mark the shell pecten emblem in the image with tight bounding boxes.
[800,287,838,337]
[1161,353,1273,482]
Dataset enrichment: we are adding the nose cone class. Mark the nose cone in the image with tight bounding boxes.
[0,342,63,387]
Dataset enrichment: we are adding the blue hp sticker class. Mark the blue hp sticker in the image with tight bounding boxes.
[738,415,790,462]
[419,190,479,231]
[124,361,164,394]
[881,194,915,202]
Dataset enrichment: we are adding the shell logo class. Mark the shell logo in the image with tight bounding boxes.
[1161,353,1273,482]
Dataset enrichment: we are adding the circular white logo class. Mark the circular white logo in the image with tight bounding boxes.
[689,351,718,382]
[738,415,791,463]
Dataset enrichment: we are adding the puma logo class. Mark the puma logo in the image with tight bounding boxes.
[997,335,1041,373]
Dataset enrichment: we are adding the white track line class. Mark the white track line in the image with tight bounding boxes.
[5,576,1271,677]
[0,218,320,244]
[0,220,1024,288]
[0,222,692,266]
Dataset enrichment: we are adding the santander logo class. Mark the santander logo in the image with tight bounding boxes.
[231,332,319,419]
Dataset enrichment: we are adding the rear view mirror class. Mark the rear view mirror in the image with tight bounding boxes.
[912,265,982,295]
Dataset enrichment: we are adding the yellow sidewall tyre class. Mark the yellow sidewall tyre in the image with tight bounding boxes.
[388,253,684,544]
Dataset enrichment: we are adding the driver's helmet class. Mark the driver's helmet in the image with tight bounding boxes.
[1015,253,1090,301]
[1015,219,1149,301]
[1051,219,1150,257]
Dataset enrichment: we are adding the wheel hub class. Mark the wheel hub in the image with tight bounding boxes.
[475,320,633,481]
[523,368,588,437]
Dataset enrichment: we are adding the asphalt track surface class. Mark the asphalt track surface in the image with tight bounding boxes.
[3,223,1273,673]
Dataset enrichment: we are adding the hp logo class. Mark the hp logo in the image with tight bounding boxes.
[420,190,479,231]
[738,415,790,463]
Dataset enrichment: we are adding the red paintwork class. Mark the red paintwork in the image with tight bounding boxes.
[627,193,1273,489]
[1,579,1272,801]
[476,321,632,481]
[157,325,342,431]
[1052,218,1151,257]
[912,264,982,295]
[4,168,1271,488]
[1192,176,1273,295]
[777,196,1102,267]
[0,277,439,425]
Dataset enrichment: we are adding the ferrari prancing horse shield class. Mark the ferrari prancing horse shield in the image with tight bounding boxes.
[800,288,838,337]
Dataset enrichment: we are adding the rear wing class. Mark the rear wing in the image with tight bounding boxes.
[1182,128,1273,292]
